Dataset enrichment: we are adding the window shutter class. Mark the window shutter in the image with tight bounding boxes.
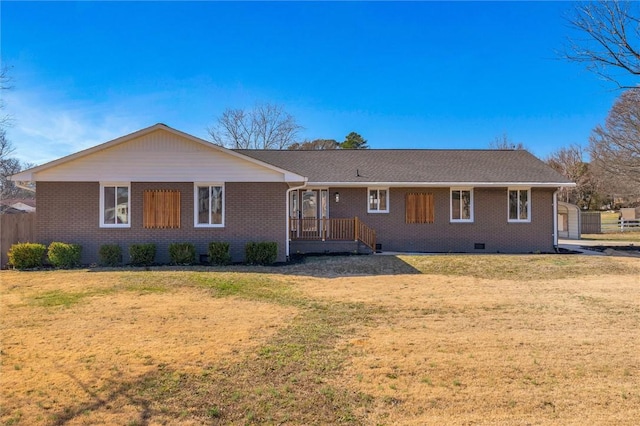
[143,190,181,229]
[406,193,434,224]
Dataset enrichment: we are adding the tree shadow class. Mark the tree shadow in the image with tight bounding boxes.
[86,254,423,277]
[49,369,157,425]
[274,253,423,277]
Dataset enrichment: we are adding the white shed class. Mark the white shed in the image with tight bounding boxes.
[558,202,581,239]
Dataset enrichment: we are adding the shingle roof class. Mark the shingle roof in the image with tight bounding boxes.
[235,149,573,185]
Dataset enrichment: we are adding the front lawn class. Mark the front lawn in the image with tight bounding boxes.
[1,255,639,425]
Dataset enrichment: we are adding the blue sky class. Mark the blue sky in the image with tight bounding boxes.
[1,1,621,166]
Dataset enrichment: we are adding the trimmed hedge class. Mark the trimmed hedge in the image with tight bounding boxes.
[208,242,231,265]
[7,242,47,270]
[245,242,278,265]
[129,243,156,266]
[169,242,196,265]
[47,242,82,269]
[99,244,122,267]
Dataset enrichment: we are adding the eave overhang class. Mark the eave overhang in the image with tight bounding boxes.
[305,181,576,188]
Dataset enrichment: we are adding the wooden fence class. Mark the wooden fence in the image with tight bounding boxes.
[1,213,36,268]
[580,212,601,234]
[581,211,640,234]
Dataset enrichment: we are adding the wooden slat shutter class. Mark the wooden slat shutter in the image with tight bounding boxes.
[143,190,181,229]
[405,193,434,224]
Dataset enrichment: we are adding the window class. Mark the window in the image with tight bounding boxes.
[406,193,434,224]
[143,190,181,229]
[195,184,224,227]
[100,183,130,227]
[368,188,389,213]
[508,188,530,222]
[450,188,473,222]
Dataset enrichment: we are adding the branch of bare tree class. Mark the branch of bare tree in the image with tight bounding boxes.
[208,103,303,149]
[589,89,640,194]
[563,0,640,89]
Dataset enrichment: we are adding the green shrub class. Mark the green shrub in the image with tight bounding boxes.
[99,244,122,267]
[47,242,82,269]
[168,242,196,265]
[208,242,231,265]
[7,242,47,270]
[129,243,156,266]
[245,242,278,265]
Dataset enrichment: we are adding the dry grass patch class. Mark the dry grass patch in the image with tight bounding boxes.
[400,254,640,280]
[1,270,299,425]
[295,256,640,425]
[2,255,639,425]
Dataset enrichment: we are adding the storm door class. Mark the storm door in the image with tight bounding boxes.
[290,189,328,238]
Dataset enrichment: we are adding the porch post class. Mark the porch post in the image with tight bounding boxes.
[552,189,559,250]
[322,218,326,241]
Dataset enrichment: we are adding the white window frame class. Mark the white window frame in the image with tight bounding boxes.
[99,182,131,228]
[367,188,389,213]
[508,188,531,223]
[450,187,474,223]
[194,183,225,228]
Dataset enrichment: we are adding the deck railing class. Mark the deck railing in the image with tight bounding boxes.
[289,217,376,251]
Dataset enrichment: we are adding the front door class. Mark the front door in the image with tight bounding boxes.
[290,189,328,238]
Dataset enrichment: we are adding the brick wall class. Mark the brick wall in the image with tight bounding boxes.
[36,181,288,264]
[328,187,556,253]
[36,182,557,264]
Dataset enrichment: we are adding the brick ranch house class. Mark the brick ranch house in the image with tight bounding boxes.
[11,123,574,264]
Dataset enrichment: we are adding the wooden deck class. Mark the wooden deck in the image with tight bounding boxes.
[289,217,376,251]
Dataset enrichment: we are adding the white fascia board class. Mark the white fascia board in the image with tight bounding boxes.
[10,170,33,181]
[308,182,576,188]
[10,123,307,183]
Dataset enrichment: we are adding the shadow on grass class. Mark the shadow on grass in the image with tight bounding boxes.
[48,369,155,426]
[86,254,423,277]
[276,254,423,277]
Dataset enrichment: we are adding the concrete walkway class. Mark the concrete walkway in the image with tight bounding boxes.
[558,238,639,256]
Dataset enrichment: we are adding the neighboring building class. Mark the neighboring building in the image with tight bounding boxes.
[0,198,36,214]
[11,124,574,264]
[557,202,581,240]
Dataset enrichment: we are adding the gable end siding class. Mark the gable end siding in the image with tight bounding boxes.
[33,130,288,183]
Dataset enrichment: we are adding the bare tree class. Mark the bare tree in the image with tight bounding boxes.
[208,103,303,149]
[563,0,640,89]
[546,144,602,209]
[1,130,23,198]
[0,65,13,129]
[0,66,34,200]
[0,129,34,199]
[489,133,526,150]
[288,139,339,150]
[589,89,640,192]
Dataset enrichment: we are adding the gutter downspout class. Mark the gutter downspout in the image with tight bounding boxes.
[285,180,308,261]
[553,189,559,252]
